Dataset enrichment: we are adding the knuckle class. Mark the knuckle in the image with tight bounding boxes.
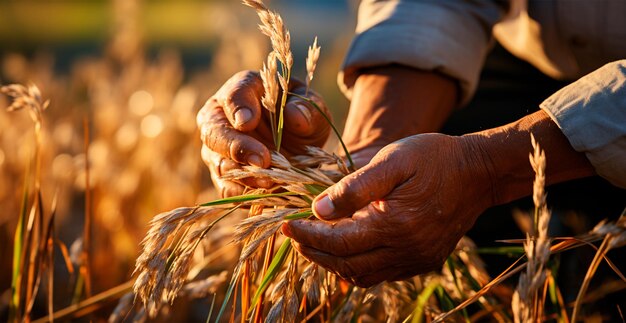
[204,124,251,164]
[196,97,219,127]
[224,71,262,97]
[203,123,227,151]
[232,70,258,81]
[227,137,248,163]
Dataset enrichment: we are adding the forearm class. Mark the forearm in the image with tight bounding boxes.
[463,110,596,206]
[343,65,459,153]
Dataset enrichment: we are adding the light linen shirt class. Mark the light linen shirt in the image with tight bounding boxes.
[339,0,626,188]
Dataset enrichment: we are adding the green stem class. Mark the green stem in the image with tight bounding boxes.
[283,210,313,220]
[198,192,299,207]
[276,69,291,152]
[9,171,30,322]
[288,92,355,172]
[249,238,292,313]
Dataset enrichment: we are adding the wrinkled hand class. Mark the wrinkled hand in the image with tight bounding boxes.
[197,71,330,197]
[282,134,496,287]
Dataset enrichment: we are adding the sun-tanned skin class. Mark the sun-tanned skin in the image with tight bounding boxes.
[197,71,330,197]
[196,65,596,287]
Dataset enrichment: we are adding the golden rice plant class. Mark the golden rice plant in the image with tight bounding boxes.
[1,84,56,323]
[4,1,624,322]
[130,1,626,322]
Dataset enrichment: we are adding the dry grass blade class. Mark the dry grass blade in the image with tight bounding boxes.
[571,227,622,322]
[433,255,526,322]
[81,115,93,299]
[32,281,134,323]
[3,83,50,323]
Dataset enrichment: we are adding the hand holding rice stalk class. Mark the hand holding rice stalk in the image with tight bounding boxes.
[132,1,626,322]
[133,0,359,320]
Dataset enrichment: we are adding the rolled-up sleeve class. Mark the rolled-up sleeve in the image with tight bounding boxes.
[540,60,626,188]
[338,0,508,106]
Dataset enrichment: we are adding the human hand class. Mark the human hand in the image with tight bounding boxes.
[197,71,330,197]
[282,133,495,287]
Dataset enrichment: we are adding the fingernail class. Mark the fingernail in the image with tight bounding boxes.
[295,103,312,123]
[247,154,264,167]
[234,108,253,127]
[314,195,335,219]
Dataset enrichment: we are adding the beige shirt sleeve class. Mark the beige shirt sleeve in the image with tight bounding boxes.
[338,0,509,106]
[540,60,626,189]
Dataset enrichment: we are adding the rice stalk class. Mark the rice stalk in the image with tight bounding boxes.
[332,286,365,322]
[300,263,322,305]
[260,51,279,139]
[133,2,626,322]
[133,205,238,316]
[381,281,414,323]
[511,134,551,323]
[234,209,297,265]
[242,0,292,151]
[2,83,50,323]
[305,36,320,95]
[249,238,292,312]
[241,206,265,323]
[265,251,298,323]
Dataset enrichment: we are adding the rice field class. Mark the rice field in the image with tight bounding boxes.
[1,1,625,322]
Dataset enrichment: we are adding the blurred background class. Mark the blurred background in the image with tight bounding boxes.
[0,0,356,319]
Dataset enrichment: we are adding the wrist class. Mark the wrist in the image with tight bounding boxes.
[461,110,596,206]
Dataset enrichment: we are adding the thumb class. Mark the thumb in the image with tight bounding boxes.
[312,159,406,220]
